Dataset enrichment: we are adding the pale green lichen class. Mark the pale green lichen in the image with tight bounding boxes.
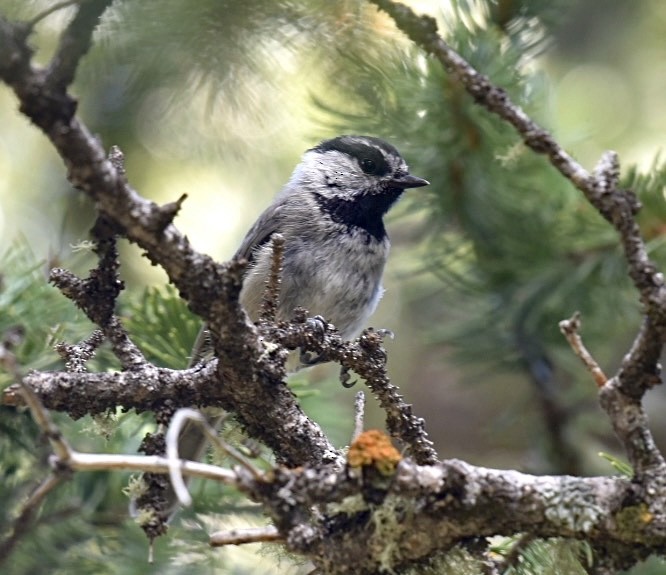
[325,493,369,516]
[122,474,147,500]
[369,494,408,572]
[80,409,118,440]
[134,505,158,528]
[542,481,604,533]
[614,503,654,535]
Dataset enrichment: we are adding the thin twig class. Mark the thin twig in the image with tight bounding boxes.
[268,322,438,465]
[370,0,665,399]
[49,215,148,371]
[58,451,239,483]
[209,525,281,547]
[0,474,64,566]
[260,233,285,322]
[208,430,264,480]
[46,0,112,89]
[559,312,608,388]
[355,329,438,465]
[166,408,263,507]
[55,329,104,373]
[352,391,365,443]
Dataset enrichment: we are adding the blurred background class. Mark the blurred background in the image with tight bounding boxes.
[2,0,666,573]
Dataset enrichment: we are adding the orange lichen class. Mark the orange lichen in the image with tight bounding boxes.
[641,509,654,524]
[347,430,402,476]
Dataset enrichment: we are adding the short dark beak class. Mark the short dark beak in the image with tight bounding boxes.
[390,174,430,189]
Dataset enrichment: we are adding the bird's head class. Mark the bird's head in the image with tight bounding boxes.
[285,135,429,239]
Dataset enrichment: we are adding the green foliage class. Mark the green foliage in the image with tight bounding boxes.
[626,158,666,252]
[0,242,97,383]
[493,537,592,575]
[122,284,200,369]
[316,0,648,375]
[0,243,134,575]
[598,451,633,478]
[0,243,337,574]
[414,538,591,575]
[69,0,396,163]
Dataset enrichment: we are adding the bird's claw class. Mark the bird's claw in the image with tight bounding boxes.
[300,349,324,366]
[375,328,395,340]
[296,316,329,366]
[340,366,358,388]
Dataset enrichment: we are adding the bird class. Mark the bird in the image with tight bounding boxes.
[144,135,428,519]
[238,134,427,334]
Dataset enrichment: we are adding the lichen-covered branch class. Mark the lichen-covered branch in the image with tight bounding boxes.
[232,459,658,575]
[261,317,438,465]
[55,329,104,373]
[50,216,147,370]
[9,371,657,575]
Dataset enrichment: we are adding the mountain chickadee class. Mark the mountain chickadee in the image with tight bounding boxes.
[235,134,429,340]
[151,135,428,518]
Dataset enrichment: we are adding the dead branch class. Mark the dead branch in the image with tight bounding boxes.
[559,312,608,388]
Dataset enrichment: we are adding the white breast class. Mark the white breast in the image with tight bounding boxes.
[241,228,390,340]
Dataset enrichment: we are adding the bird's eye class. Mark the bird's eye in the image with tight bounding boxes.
[360,158,377,174]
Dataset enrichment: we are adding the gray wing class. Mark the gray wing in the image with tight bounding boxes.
[234,202,285,261]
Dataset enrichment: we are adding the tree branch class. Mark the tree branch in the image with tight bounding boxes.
[50,215,148,370]
[46,0,112,89]
[0,10,343,471]
[559,312,608,388]
[55,329,104,373]
[209,525,281,548]
[262,319,438,465]
[369,0,666,401]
